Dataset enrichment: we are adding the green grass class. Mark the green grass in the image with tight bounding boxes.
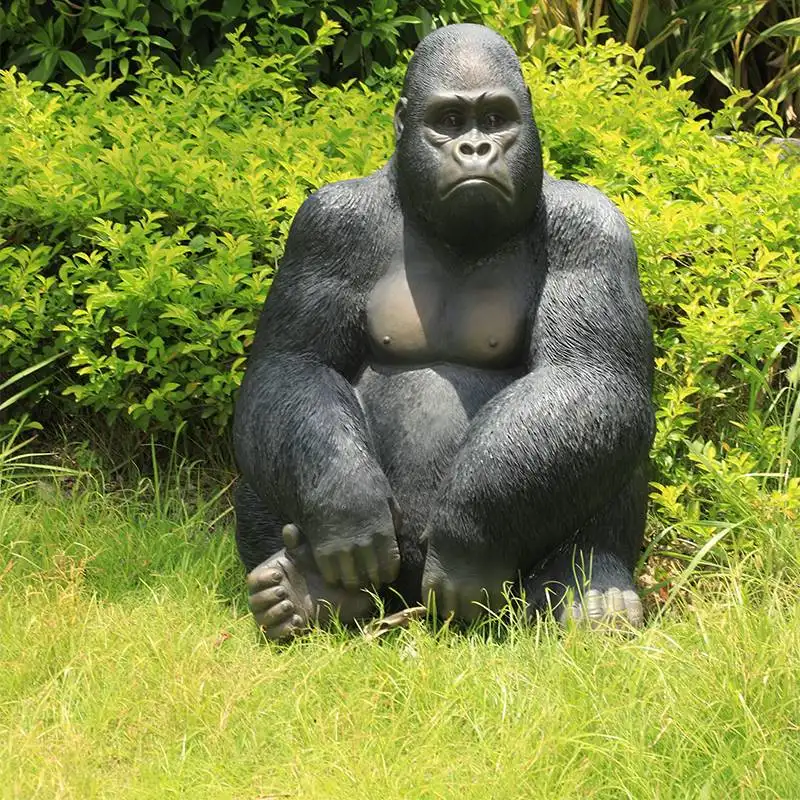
[2,469,799,799]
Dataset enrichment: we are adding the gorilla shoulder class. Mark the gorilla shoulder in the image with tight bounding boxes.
[288,168,395,250]
[540,175,636,272]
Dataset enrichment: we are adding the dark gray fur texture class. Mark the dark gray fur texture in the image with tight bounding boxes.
[233,23,654,617]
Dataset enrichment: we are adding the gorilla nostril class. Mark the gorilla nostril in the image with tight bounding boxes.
[458,140,491,159]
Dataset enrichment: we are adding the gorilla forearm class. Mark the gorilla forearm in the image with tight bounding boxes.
[233,352,391,524]
[428,366,653,569]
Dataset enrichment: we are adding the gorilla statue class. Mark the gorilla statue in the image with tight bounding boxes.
[233,23,654,639]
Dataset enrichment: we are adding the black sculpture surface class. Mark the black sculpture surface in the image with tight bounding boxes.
[233,23,654,639]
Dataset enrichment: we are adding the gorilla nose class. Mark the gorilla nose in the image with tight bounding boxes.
[457,140,492,158]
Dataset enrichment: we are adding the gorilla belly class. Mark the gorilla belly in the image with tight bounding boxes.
[355,362,519,478]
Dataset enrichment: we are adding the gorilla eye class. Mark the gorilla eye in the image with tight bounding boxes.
[483,112,506,130]
[438,110,464,130]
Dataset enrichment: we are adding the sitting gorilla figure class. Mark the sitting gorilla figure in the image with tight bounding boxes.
[233,23,654,639]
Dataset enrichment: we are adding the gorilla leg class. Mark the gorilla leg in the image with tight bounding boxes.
[234,481,284,572]
[234,481,374,639]
[524,465,648,627]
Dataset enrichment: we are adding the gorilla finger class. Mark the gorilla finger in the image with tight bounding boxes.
[622,590,644,627]
[282,523,302,550]
[441,585,459,619]
[337,550,360,590]
[356,545,381,587]
[264,616,304,642]
[314,552,339,586]
[583,589,605,621]
[248,585,289,613]
[377,539,401,583]
[256,599,296,629]
[459,592,482,623]
[605,587,625,614]
[246,565,283,593]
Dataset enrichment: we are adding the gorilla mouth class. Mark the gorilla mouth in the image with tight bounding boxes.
[443,176,512,201]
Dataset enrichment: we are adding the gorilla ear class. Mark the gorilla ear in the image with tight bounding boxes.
[394,97,408,142]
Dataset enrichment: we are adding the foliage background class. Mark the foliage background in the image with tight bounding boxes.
[1,11,799,579]
[2,1,799,123]
[0,0,489,84]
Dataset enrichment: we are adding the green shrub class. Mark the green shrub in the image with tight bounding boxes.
[488,1,800,128]
[0,32,396,428]
[0,0,489,85]
[1,32,799,569]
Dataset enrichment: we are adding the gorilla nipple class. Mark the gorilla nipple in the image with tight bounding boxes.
[383,335,392,346]
[488,337,498,348]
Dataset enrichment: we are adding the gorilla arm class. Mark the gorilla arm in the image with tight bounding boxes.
[422,186,654,617]
[233,189,400,590]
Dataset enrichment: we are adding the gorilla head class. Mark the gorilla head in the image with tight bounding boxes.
[394,24,543,252]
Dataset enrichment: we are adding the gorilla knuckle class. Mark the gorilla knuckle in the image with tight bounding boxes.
[246,568,275,594]
[353,534,376,552]
[316,541,346,560]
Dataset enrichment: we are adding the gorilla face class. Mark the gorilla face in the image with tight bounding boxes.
[424,89,520,203]
[394,25,543,253]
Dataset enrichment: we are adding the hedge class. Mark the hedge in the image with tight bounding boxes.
[2,33,800,556]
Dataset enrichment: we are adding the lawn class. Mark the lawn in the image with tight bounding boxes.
[1,468,799,799]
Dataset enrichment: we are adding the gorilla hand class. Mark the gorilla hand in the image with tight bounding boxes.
[302,495,402,590]
[421,512,515,622]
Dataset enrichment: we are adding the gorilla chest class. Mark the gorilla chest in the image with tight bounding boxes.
[366,250,529,368]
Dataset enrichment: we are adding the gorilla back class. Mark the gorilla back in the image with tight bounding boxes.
[233,24,654,640]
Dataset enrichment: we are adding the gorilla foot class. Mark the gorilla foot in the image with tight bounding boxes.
[526,550,644,630]
[247,534,375,641]
[556,587,643,629]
